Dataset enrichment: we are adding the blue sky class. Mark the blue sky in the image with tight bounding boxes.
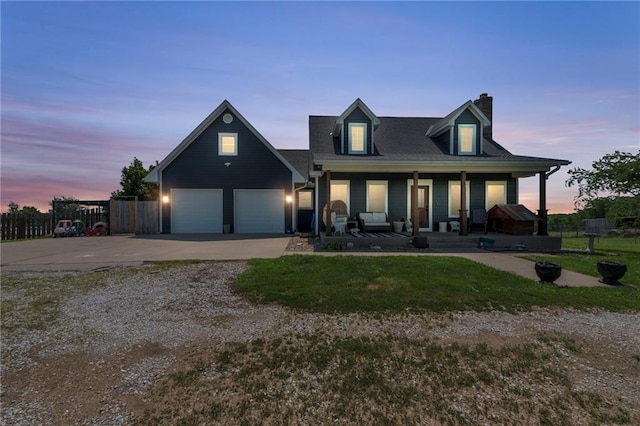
[2,1,639,213]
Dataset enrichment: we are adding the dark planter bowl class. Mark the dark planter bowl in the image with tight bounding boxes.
[597,261,627,286]
[535,261,562,283]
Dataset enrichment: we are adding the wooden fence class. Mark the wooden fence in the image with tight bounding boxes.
[109,200,159,234]
[1,208,106,241]
[1,202,159,241]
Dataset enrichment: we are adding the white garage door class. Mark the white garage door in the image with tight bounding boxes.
[171,189,223,233]
[234,189,284,233]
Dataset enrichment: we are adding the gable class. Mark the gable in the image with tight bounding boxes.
[145,100,305,184]
[332,98,380,156]
[426,101,490,156]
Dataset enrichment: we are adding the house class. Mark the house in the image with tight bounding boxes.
[146,94,570,236]
[309,94,570,236]
[144,100,305,234]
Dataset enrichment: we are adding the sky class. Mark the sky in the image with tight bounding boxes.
[2,1,639,214]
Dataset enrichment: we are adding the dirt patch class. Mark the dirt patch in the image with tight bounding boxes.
[2,262,639,425]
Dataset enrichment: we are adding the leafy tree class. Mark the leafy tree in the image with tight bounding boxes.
[7,201,19,213]
[50,196,80,218]
[111,157,159,201]
[20,206,40,215]
[566,150,640,209]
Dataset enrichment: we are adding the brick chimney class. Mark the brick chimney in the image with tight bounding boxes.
[474,93,493,140]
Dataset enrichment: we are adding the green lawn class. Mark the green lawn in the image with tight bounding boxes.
[235,255,639,314]
[525,236,639,286]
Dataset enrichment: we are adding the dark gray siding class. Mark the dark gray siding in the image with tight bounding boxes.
[317,172,517,231]
[344,107,373,154]
[161,108,292,232]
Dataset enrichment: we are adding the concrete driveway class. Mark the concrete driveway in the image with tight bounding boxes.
[1,234,292,272]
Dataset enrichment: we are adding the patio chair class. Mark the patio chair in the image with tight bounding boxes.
[468,209,488,234]
[331,212,348,236]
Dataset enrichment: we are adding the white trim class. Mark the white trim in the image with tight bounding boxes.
[330,180,350,215]
[486,181,507,210]
[218,132,238,156]
[348,123,367,154]
[457,124,476,155]
[447,180,471,218]
[406,179,433,232]
[314,175,319,235]
[366,180,388,213]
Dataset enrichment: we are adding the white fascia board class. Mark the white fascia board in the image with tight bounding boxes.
[316,159,569,174]
[426,100,491,138]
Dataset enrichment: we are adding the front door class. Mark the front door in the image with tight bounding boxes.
[412,185,430,229]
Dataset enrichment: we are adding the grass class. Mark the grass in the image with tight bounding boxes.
[525,236,639,286]
[138,333,633,425]
[235,255,640,314]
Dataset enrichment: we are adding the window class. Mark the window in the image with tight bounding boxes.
[366,180,388,212]
[298,190,313,209]
[486,181,507,209]
[330,180,350,213]
[458,124,476,155]
[349,123,366,154]
[218,133,237,156]
[448,181,471,217]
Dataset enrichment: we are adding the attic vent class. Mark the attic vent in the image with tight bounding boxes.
[223,113,233,124]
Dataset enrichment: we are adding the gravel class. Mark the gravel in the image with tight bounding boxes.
[2,261,639,425]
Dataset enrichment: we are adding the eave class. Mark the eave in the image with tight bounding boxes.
[314,158,571,177]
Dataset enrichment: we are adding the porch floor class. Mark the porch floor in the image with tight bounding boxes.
[320,231,562,252]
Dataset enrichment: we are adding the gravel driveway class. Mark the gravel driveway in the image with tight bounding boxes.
[2,261,639,425]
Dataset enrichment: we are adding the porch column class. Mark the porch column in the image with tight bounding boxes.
[325,170,332,235]
[538,171,548,236]
[412,171,419,236]
[459,171,468,236]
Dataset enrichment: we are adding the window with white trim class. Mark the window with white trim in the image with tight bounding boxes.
[298,190,313,210]
[218,133,237,156]
[458,124,476,155]
[330,180,350,213]
[348,123,366,154]
[448,181,471,218]
[486,181,507,210]
[366,180,388,213]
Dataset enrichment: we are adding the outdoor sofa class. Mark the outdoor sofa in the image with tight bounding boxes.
[357,212,392,232]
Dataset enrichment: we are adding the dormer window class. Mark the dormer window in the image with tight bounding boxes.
[349,123,367,154]
[458,124,476,155]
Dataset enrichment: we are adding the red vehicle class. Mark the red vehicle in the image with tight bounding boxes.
[84,221,108,236]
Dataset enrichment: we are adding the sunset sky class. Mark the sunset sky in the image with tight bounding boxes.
[2,1,639,214]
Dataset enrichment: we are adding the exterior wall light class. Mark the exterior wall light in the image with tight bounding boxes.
[162,195,170,204]
[285,195,293,204]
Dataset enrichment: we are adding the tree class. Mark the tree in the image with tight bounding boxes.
[50,196,80,217]
[566,150,640,210]
[7,201,19,213]
[111,157,159,201]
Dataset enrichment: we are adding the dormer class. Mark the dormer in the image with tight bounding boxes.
[332,98,380,155]
[426,99,491,156]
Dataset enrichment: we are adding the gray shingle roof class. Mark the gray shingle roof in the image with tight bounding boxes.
[278,149,311,179]
[309,115,569,165]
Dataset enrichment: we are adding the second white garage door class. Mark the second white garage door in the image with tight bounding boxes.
[234,189,284,233]
[171,188,223,233]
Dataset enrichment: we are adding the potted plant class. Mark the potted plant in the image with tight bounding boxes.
[535,261,562,283]
[597,261,627,285]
